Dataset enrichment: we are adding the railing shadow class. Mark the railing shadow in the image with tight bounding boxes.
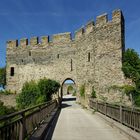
[44,108,61,140]
[45,97,76,139]
[61,103,72,108]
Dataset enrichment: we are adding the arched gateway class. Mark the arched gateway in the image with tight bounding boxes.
[6,9,125,104]
[61,78,76,98]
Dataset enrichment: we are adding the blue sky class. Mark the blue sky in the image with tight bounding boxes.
[0,0,140,67]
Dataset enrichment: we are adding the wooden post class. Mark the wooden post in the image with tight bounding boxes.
[96,101,98,111]
[105,102,107,116]
[19,113,26,140]
[120,105,122,124]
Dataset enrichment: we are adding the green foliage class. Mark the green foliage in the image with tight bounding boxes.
[72,90,76,96]
[91,86,96,98]
[67,85,75,95]
[122,48,140,107]
[122,48,140,82]
[134,95,140,106]
[0,67,6,88]
[0,90,16,95]
[38,78,60,101]
[0,101,16,116]
[16,78,60,109]
[80,85,85,97]
[108,85,123,92]
[67,85,73,91]
[122,85,136,96]
[99,95,108,102]
[16,81,40,109]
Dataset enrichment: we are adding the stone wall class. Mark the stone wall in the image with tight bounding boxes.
[0,94,16,107]
[6,9,127,104]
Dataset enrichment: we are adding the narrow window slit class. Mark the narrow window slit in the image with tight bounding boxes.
[71,59,73,71]
[29,51,31,56]
[10,67,14,76]
[88,52,90,62]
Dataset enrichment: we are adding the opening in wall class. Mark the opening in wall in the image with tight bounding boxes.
[29,51,31,56]
[57,54,59,59]
[88,52,90,62]
[10,67,14,76]
[71,59,73,71]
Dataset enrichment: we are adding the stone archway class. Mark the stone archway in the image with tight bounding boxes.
[61,78,76,99]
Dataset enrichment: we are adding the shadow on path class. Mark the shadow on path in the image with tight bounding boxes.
[45,97,74,140]
[62,97,76,102]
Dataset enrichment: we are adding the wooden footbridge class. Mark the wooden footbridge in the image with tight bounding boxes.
[0,95,140,140]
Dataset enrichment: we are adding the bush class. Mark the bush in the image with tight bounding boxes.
[80,85,85,97]
[16,78,60,109]
[0,101,16,116]
[16,81,40,109]
[38,78,60,101]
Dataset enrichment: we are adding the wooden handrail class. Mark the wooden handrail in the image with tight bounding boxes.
[89,98,140,132]
[0,99,59,140]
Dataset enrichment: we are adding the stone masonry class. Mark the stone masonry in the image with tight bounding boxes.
[6,9,126,104]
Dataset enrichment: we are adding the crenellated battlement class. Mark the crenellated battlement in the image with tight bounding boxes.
[85,21,94,35]
[7,9,124,48]
[6,8,125,101]
[96,13,108,26]
[75,27,84,40]
[52,32,72,44]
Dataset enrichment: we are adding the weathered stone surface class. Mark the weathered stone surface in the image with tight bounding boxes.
[0,94,16,107]
[6,9,127,104]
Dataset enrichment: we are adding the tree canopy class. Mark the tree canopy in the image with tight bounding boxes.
[122,48,140,106]
[0,67,6,88]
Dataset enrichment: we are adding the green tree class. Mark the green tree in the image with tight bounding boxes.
[122,48,140,107]
[38,78,60,101]
[0,67,6,88]
[122,48,140,82]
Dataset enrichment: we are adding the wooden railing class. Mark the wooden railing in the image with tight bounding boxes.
[89,98,140,132]
[0,99,58,140]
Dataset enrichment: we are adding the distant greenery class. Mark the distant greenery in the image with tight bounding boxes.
[0,67,6,89]
[72,90,76,96]
[122,48,140,107]
[91,86,96,98]
[67,85,73,94]
[67,85,76,95]
[16,78,60,109]
[80,85,85,98]
[0,90,16,95]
